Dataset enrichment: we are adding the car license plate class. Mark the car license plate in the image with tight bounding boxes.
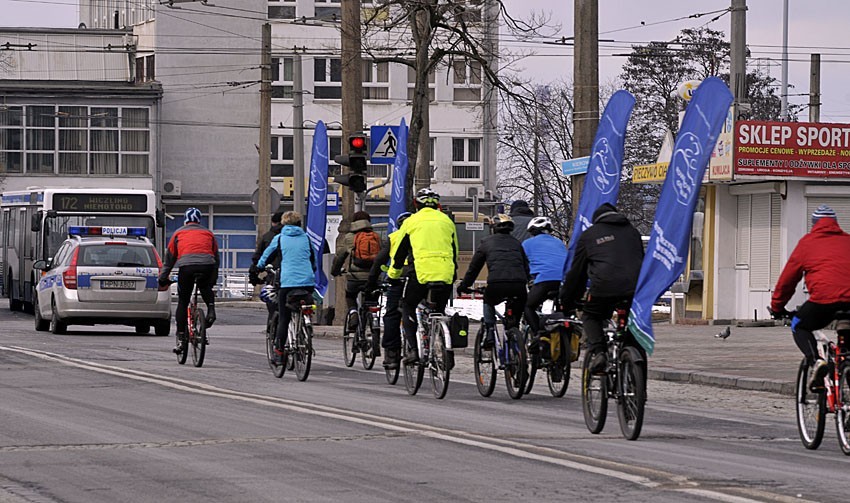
[101,280,135,290]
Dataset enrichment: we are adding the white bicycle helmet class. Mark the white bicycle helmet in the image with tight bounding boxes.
[527,216,553,233]
[259,284,277,304]
[414,188,440,207]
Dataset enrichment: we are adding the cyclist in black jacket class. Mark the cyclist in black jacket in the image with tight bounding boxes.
[457,214,530,348]
[560,203,644,372]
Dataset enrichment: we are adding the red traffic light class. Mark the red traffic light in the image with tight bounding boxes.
[350,136,366,150]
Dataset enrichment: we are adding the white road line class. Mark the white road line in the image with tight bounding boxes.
[1,345,810,503]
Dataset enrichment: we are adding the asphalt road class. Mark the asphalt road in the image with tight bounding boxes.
[0,304,848,503]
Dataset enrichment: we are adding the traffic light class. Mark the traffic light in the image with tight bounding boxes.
[333,134,369,193]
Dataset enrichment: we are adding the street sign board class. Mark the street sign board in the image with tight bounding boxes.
[326,191,339,212]
[561,156,590,176]
[369,125,401,164]
[465,221,484,231]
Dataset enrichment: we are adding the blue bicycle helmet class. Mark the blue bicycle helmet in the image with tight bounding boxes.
[184,207,202,224]
[259,284,277,304]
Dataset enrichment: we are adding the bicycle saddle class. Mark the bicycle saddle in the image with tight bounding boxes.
[285,289,311,305]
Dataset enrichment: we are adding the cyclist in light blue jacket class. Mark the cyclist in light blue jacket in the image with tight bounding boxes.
[522,216,567,337]
[257,211,315,359]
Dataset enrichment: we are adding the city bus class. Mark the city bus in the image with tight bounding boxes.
[1,188,162,312]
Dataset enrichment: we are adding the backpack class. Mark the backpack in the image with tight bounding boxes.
[351,230,380,269]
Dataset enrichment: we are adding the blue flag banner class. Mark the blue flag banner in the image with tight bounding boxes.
[628,77,734,355]
[306,120,329,297]
[565,90,635,270]
[388,118,409,233]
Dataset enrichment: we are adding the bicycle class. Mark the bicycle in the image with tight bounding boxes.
[581,302,647,441]
[772,308,850,453]
[283,289,315,382]
[262,267,287,378]
[342,288,382,371]
[403,282,453,399]
[524,310,582,398]
[174,273,208,368]
[470,288,528,399]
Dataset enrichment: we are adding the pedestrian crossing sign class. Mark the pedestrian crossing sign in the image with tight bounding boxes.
[369,125,402,164]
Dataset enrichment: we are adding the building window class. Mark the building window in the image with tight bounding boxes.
[58,106,87,174]
[451,137,481,179]
[407,63,435,102]
[135,57,145,82]
[271,135,294,178]
[362,60,389,100]
[0,106,24,173]
[25,106,55,174]
[268,2,296,19]
[0,105,151,176]
[314,57,342,99]
[314,0,341,20]
[145,54,155,81]
[367,164,387,178]
[271,57,294,99]
[452,60,482,102]
[328,136,342,177]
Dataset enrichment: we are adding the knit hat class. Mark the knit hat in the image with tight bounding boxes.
[812,204,836,225]
[510,200,529,212]
[353,211,371,222]
[271,211,284,224]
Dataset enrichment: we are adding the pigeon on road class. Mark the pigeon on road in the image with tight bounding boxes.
[715,326,731,339]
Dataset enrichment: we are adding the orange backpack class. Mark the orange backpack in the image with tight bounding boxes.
[351,230,380,269]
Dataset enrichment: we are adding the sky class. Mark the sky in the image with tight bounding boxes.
[2,0,849,121]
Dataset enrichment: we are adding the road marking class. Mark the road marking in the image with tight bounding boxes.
[1,345,814,503]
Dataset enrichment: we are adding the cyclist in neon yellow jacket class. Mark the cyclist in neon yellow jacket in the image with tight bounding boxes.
[388,188,458,363]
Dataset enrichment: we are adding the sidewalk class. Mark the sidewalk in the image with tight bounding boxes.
[308,320,801,396]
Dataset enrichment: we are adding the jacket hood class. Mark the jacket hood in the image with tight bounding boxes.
[592,203,630,226]
[510,205,534,217]
[351,219,373,232]
[282,225,306,237]
[812,217,844,235]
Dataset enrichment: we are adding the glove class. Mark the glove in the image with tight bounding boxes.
[767,306,790,320]
[365,281,377,294]
[456,283,471,295]
[157,276,170,288]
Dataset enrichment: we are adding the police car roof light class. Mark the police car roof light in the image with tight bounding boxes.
[68,226,147,237]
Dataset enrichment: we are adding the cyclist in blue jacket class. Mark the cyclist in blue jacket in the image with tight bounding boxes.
[257,211,316,362]
[522,216,567,341]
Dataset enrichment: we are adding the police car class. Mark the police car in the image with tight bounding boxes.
[32,226,171,335]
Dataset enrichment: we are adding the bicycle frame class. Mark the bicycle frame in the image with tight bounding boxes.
[414,300,452,363]
[815,330,847,414]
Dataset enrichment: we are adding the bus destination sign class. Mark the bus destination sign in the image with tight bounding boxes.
[52,193,148,213]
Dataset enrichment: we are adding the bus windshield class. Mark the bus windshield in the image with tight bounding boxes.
[45,214,156,258]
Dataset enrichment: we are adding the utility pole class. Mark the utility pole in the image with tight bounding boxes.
[809,53,821,123]
[730,0,748,107]
[292,51,305,216]
[780,0,789,120]
[571,0,598,216]
[336,0,363,323]
[257,22,272,238]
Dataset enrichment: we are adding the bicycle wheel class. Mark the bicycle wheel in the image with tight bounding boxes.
[547,331,572,398]
[796,357,826,450]
[836,365,850,455]
[342,310,357,367]
[295,320,312,382]
[403,344,424,396]
[473,325,497,397]
[616,349,646,440]
[191,307,206,368]
[266,312,285,378]
[385,361,400,385]
[175,331,188,365]
[430,323,451,399]
[285,322,296,371]
[524,325,538,395]
[582,349,608,434]
[504,328,527,400]
[360,311,377,370]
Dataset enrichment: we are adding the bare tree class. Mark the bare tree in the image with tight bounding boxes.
[360,0,553,204]
[497,80,575,238]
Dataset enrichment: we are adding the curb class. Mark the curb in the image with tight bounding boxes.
[648,367,795,396]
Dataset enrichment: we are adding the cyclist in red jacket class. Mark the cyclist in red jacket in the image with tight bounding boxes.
[770,205,850,388]
[159,208,220,353]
